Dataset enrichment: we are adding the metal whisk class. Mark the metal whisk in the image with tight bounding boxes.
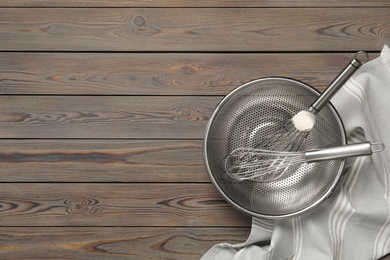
[256,51,369,152]
[225,141,384,182]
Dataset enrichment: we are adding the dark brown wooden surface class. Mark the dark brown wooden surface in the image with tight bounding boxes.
[0,1,389,260]
[0,227,250,259]
[0,8,388,51]
[0,140,207,182]
[0,52,380,95]
[0,183,251,227]
[1,0,390,7]
[0,96,219,138]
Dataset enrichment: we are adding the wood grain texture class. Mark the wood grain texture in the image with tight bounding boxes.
[1,3,388,259]
[0,226,387,259]
[0,8,386,51]
[0,52,380,95]
[0,227,251,259]
[0,96,220,138]
[1,0,390,7]
[0,139,207,182]
[0,183,251,227]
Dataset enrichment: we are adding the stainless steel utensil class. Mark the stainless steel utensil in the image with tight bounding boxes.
[255,51,369,152]
[225,141,384,182]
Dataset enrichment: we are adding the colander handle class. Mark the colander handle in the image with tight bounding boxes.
[309,51,369,114]
[304,141,384,162]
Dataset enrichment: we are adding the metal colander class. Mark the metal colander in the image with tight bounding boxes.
[203,77,346,219]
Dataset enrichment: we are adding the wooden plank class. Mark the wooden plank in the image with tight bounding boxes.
[0,52,380,95]
[0,227,388,260]
[0,227,251,259]
[1,0,390,7]
[0,140,207,182]
[0,8,386,51]
[0,183,251,227]
[0,96,220,138]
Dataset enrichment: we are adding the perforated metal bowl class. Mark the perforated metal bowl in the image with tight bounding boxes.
[203,77,346,219]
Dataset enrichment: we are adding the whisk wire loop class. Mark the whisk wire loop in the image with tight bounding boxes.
[224,147,305,181]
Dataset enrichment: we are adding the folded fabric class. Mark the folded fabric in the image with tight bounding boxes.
[201,45,390,260]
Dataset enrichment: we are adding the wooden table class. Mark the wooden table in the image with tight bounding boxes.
[0,1,389,259]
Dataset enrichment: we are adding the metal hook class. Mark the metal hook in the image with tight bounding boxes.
[353,51,370,64]
[371,142,385,153]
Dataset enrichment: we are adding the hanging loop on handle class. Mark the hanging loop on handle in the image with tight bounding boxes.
[353,51,370,65]
[371,142,385,153]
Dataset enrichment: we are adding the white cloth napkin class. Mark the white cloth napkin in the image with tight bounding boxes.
[202,45,390,260]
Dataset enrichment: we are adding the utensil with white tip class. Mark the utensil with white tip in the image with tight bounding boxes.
[257,51,369,152]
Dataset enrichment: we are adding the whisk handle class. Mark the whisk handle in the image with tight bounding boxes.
[304,141,384,162]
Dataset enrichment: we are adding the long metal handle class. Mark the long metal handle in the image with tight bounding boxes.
[308,51,369,114]
[304,141,384,162]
